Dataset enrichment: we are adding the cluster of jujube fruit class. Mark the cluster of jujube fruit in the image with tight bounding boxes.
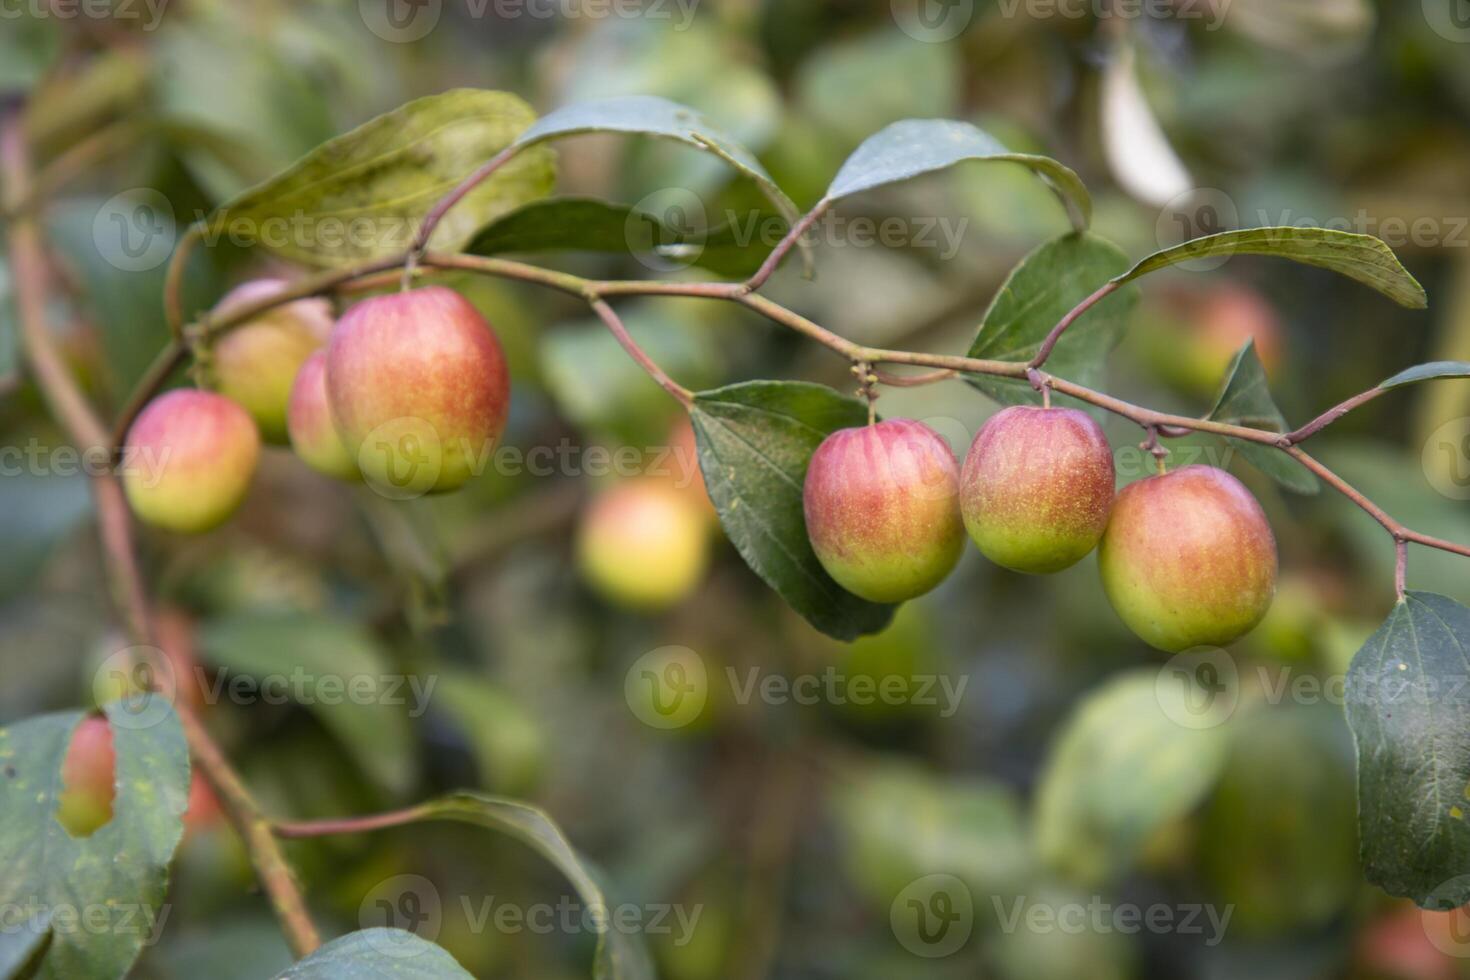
[803,406,1279,652]
[122,283,511,530]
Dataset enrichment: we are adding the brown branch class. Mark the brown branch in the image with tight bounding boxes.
[1283,385,1390,444]
[1,109,322,961]
[588,297,693,406]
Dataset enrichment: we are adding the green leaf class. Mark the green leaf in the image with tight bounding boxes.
[1206,340,1320,494]
[689,381,896,641]
[825,119,1090,231]
[965,233,1138,409]
[1034,671,1231,885]
[209,89,555,267]
[198,613,417,796]
[465,197,769,278]
[1380,361,1470,390]
[0,909,50,980]
[429,669,545,795]
[274,929,472,979]
[509,95,805,269]
[1116,227,1427,309]
[0,698,189,980]
[351,793,654,980]
[1346,592,1470,909]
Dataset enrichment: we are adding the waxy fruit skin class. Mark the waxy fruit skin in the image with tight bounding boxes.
[123,389,260,533]
[326,287,509,495]
[1099,465,1278,652]
[287,351,359,480]
[803,419,964,604]
[210,278,334,443]
[961,405,1115,574]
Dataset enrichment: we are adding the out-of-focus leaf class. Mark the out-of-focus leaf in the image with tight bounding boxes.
[274,930,472,979]
[0,14,59,92]
[1116,228,1427,309]
[1381,361,1470,390]
[0,908,50,980]
[1034,671,1231,885]
[210,90,555,267]
[349,793,654,980]
[198,613,417,796]
[1206,340,1320,494]
[0,470,91,604]
[0,698,189,979]
[430,668,545,795]
[1100,43,1192,210]
[689,381,896,641]
[823,119,1089,231]
[1346,592,1470,909]
[965,233,1138,411]
[465,197,769,278]
[144,916,293,980]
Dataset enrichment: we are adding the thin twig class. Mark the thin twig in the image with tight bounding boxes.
[1028,280,1120,370]
[1283,385,1391,444]
[589,297,693,406]
[742,199,829,293]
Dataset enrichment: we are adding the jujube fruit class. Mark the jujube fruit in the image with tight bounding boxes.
[56,715,115,836]
[210,279,334,443]
[287,350,358,480]
[803,419,964,604]
[960,405,1115,574]
[122,389,260,533]
[326,286,509,495]
[577,479,710,610]
[1098,465,1277,652]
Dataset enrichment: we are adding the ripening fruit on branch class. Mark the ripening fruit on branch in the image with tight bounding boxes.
[960,405,1115,574]
[803,419,964,604]
[327,287,509,495]
[577,480,710,610]
[56,715,114,836]
[210,279,334,443]
[1099,465,1278,652]
[287,351,358,480]
[123,389,260,533]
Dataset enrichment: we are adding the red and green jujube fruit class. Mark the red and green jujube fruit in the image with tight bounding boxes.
[287,350,359,480]
[210,279,334,443]
[123,389,261,533]
[326,286,510,495]
[960,405,1115,574]
[56,715,115,836]
[577,479,710,610]
[803,419,964,603]
[1099,465,1278,652]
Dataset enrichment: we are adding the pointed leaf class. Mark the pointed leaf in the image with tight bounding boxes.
[1346,592,1470,909]
[0,698,189,980]
[1206,340,1320,494]
[824,119,1090,230]
[209,89,555,267]
[1380,361,1470,390]
[689,381,896,641]
[1116,227,1427,309]
[965,233,1138,409]
[275,929,472,979]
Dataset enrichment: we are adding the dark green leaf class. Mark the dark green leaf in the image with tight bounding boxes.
[1380,361,1470,390]
[1116,227,1427,309]
[689,381,896,640]
[510,95,805,270]
[350,793,654,980]
[429,668,545,795]
[965,233,1138,410]
[1035,671,1231,885]
[0,909,50,980]
[0,698,189,979]
[1206,340,1320,494]
[465,197,769,278]
[1347,592,1470,909]
[825,119,1090,231]
[198,613,417,796]
[274,929,472,979]
[209,90,555,267]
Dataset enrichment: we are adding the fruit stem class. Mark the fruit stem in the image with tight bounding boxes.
[163,224,206,340]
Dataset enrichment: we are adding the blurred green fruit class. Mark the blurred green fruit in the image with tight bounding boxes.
[577,480,710,610]
[122,389,260,533]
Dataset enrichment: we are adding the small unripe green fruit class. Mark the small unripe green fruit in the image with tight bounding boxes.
[287,351,358,480]
[211,279,334,443]
[960,405,1115,574]
[577,480,710,610]
[56,715,115,836]
[123,389,260,533]
[803,420,964,604]
[327,287,509,495]
[1099,465,1277,652]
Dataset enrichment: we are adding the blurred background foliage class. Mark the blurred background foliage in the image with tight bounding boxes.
[3,0,1470,977]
